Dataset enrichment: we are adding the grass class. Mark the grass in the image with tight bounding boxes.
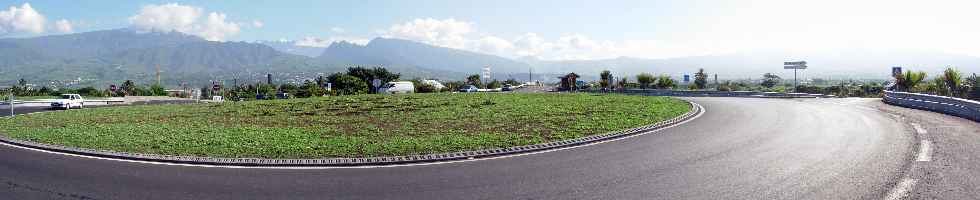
[0,93,690,159]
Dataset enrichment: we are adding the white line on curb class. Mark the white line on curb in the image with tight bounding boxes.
[916,140,932,162]
[0,102,707,170]
[885,178,917,200]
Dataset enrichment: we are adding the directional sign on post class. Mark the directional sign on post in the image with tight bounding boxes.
[110,84,117,92]
[784,61,807,69]
[213,84,220,91]
[784,61,807,92]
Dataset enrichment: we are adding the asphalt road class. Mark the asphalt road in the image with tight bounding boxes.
[2,97,973,199]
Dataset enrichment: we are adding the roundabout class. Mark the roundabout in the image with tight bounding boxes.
[0,93,695,166]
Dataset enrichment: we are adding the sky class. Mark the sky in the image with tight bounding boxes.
[3,0,980,61]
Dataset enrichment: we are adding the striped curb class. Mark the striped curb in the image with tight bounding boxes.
[0,100,703,167]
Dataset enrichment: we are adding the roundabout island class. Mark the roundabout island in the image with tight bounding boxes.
[0,93,692,165]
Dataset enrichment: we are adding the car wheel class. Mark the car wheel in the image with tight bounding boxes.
[79,102,84,109]
[65,103,71,110]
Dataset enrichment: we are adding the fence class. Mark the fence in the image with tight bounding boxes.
[883,90,980,122]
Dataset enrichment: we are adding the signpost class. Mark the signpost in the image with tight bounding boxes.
[683,74,690,83]
[783,61,808,92]
[372,79,382,93]
[8,93,13,117]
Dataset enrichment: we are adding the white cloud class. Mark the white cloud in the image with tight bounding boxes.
[294,36,369,47]
[195,12,240,41]
[475,36,513,55]
[251,20,263,28]
[383,18,473,49]
[128,3,200,33]
[127,3,242,41]
[0,3,46,35]
[330,27,344,33]
[54,19,71,33]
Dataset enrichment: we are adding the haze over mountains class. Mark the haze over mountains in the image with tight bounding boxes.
[3,29,980,87]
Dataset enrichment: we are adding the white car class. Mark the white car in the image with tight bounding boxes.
[50,94,84,110]
[379,81,415,94]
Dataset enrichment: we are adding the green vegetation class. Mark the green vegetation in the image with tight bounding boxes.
[0,93,690,159]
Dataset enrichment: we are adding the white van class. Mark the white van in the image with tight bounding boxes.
[379,81,415,94]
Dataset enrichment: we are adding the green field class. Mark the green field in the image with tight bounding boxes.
[0,93,689,159]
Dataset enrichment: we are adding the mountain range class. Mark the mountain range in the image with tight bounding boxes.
[3,29,980,87]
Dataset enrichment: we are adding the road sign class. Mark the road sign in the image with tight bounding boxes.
[784,61,807,66]
[783,65,807,69]
[784,60,808,92]
[213,84,220,91]
[109,84,117,92]
[892,66,902,77]
[683,74,690,83]
[372,79,382,88]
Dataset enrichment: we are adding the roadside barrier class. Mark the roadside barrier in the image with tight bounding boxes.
[594,89,835,98]
[883,91,980,122]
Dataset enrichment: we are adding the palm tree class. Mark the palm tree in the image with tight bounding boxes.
[599,70,612,89]
[943,67,963,97]
[898,71,926,92]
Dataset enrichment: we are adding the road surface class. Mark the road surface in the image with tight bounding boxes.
[1,97,975,199]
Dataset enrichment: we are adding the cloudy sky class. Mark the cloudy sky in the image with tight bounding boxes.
[2,0,980,61]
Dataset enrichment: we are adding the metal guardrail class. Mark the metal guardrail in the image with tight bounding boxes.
[883,91,980,122]
[595,89,835,98]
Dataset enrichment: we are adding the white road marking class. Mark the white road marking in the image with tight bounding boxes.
[885,178,917,200]
[911,123,928,135]
[916,140,932,162]
[0,103,707,170]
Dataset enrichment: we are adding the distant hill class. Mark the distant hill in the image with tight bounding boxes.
[255,40,326,58]
[522,50,980,81]
[317,38,533,75]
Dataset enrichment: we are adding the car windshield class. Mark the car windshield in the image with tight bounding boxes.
[60,95,72,99]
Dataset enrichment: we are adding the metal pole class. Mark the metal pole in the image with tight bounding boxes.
[794,68,798,93]
[9,94,13,117]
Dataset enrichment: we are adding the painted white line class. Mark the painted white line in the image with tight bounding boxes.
[911,123,928,135]
[916,140,932,162]
[0,103,707,170]
[885,178,917,200]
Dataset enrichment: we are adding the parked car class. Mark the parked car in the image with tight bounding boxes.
[50,94,84,110]
[458,85,479,93]
[379,81,415,94]
[276,92,291,99]
[502,84,514,91]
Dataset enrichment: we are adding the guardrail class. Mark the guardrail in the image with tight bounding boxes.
[593,89,836,98]
[0,98,125,105]
[883,90,980,122]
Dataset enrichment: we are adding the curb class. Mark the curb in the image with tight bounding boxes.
[0,101,703,167]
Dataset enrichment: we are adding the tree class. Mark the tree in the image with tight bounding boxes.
[897,71,927,92]
[149,84,167,96]
[413,80,437,93]
[694,68,708,89]
[942,67,963,97]
[599,70,613,89]
[617,77,628,89]
[636,73,656,89]
[121,80,136,96]
[486,79,502,89]
[968,73,979,100]
[761,73,781,88]
[503,78,520,86]
[346,66,400,93]
[655,74,676,89]
[466,74,483,88]
[330,74,369,95]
